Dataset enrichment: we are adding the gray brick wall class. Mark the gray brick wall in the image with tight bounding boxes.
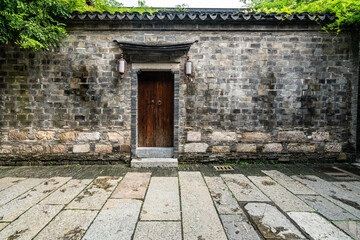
[0,21,359,164]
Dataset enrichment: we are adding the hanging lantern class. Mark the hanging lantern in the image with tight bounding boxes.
[185,56,193,76]
[117,54,127,78]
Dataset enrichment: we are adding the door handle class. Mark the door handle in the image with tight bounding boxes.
[158,100,161,106]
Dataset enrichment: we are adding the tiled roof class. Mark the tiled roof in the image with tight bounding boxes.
[70,10,336,22]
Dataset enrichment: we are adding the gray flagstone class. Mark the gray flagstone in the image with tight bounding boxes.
[249,176,313,212]
[111,172,151,199]
[0,177,26,192]
[179,171,227,240]
[35,209,98,240]
[140,177,180,220]
[204,176,242,214]
[0,178,45,206]
[0,177,71,221]
[244,203,305,240]
[262,170,317,195]
[221,174,269,202]
[133,221,182,240]
[0,204,63,240]
[288,212,352,240]
[220,214,261,240]
[67,176,121,210]
[40,179,92,205]
[333,221,360,240]
[82,199,142,240]
[332,181,360,197]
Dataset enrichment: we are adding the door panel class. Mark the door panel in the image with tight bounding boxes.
[138,71,174,147]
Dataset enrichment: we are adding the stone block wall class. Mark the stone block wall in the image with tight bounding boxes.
[0,20,359,164]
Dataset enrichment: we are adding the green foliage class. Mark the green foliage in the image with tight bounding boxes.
[0,0,158,51]
[0,0,71,50]
[249,0,360,32]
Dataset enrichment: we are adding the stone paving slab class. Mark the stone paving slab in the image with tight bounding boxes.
[288,212,352,240]
[111,172,151,199]
[82,199,142,240]
[0,177,71,221]
[0,177,26,192]
[333,221,360,240]
[40,179,92,205]
[35,209,98,240]
[221,174,269,202]
[0,223,8,231]
[332,181,360,197]
[67,176,121,210]
[0,178,45,206]
[133,221,182,240]
[179,171,228,240]
[262,170,317,195]
[204,176,242,214]
[244,203,305,240]
[220,214,261,240]
[298,195,358,220]
[293,175,360,218]
[140,177,180,220]
[0,204,63,240]
[249,176,313,212]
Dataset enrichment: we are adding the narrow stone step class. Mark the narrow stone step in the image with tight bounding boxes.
[131,158,178,168]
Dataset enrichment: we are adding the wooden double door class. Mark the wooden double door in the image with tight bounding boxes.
[138,71,174,147]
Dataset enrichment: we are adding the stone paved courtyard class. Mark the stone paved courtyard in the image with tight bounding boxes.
[0,163,359,240]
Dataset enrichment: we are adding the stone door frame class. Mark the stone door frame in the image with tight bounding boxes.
[130,63,180,159]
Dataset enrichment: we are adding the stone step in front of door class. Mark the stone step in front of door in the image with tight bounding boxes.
[131,158,178,168]
[136,147,174,158]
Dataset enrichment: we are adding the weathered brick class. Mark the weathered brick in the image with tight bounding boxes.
[325,143,342,152]
[36,131,55,140]
[212,146,230,153]
[263,143,283,152]
[287,143,317,152]
[19,145,44,154]
[187,131,201,142]
[236,143,256,152]
[95,144,112,153]
[60,132,76,141]
[107,132,124,143]
[312,132,330,141]
[0,145,12,154]
[211,132,237,141]
[8,130,28,141]
[78,132,100,141]
[278,131,306,141]
[184,143,208,153]
[120,144,131,152]
[241,132,271,142]
[73,144,90,153]
[51,144,68,153]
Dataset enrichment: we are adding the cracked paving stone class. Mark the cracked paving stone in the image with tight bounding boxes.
[111,172,151,199]
[0,177,71,221]
[262,170,317,195]
[0,204,63,240]
[293,175,360,218]
[332,182,360,197]
[35,209,98,240]
[0,178,45,206]
[133,221,182,240]
[67,176,121,210]
[204,177,242,214]
[180,171,227,240]
[40,179,92,205]
[0,223,8,231]
[221,174,269,202]
[333,221,360,240]
[0,177,26,192]
[82,199,142,240]
[288,212,352,240]
[140,177,180,221]
[244,203,305,240]
[299,195,358,221]
[249,176,313,212]
[220,214,261,240]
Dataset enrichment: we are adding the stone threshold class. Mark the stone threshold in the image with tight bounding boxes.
[131,158,178,168]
